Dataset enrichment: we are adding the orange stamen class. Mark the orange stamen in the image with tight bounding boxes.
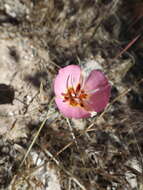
[75,83,81,94]
[62,83,88,108]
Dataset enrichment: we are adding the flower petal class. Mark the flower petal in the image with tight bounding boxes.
[55,97,90,119]
[84,70,109,92]
[85,84,111,112]
[54,65,81,97]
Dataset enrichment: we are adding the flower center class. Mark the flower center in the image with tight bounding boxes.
[61,83,88,108]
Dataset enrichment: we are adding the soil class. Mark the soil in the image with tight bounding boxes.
[0,0,143,190]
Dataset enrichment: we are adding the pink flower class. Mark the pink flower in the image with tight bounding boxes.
[54,65,111,119]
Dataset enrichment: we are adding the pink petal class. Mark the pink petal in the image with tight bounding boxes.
[84,70,109,92]
[54,65,81,97]
[85,84,111,112]
[55,97,91,119]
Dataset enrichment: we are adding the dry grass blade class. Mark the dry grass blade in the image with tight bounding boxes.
[66,118,79,150]
[19,112,54,168]
[83,0,119,52]
[129,127,143,172]
[114,34,141,59]
[42,147,87,190]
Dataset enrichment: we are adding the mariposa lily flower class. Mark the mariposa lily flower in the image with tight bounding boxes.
[54,65,111,119]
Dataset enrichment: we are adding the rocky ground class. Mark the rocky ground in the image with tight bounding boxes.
[0,0,143,189]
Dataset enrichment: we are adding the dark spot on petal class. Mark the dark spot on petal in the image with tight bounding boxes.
[76,83,81,93]
[80,103,84,107]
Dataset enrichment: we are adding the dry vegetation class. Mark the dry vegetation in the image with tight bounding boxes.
[0,0,143,189]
